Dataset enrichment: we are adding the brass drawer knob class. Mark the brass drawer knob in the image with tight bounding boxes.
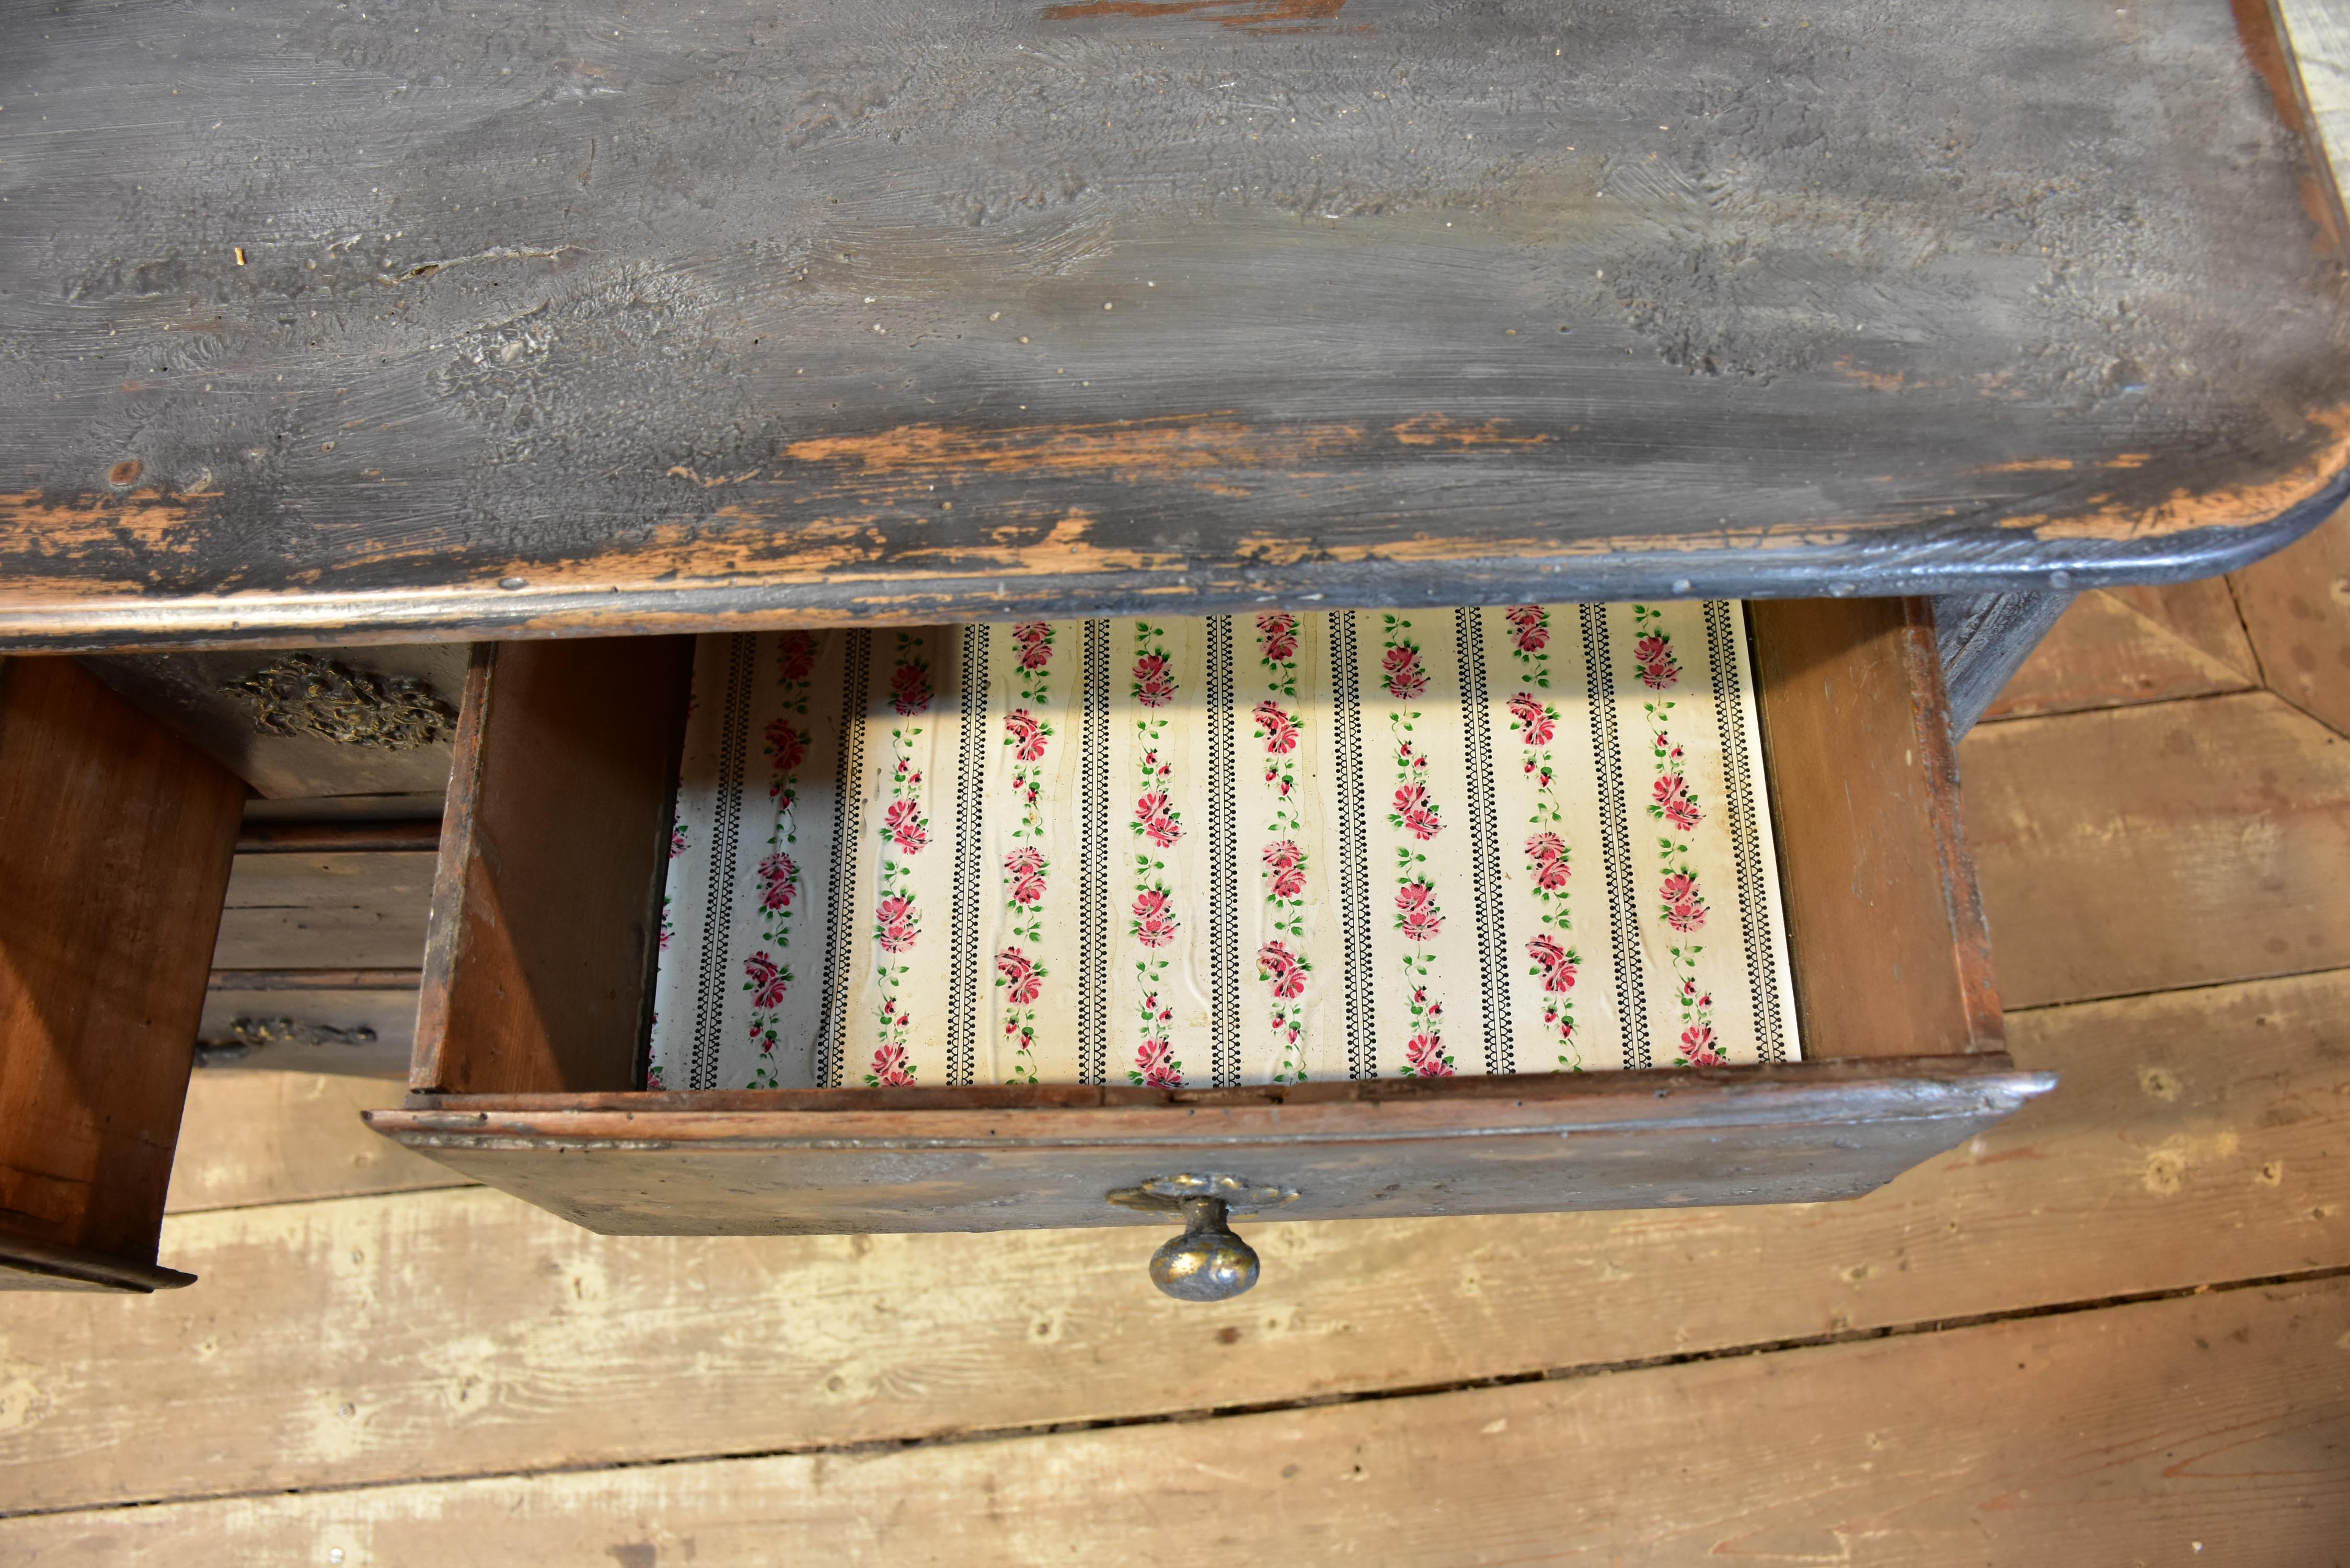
[1108,1172,1296,1302]
[1151,1196,1258,1302]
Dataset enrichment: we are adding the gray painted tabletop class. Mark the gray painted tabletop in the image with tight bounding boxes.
[2,0,2345,648]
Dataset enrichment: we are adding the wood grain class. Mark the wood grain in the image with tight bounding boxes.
[6,1273,2343,1563]
[194,987,416,1080]
[0,658,244,1289]
[1982,581,2261,721]
[1931,589,2075,735]
[5,967,2340,1512]
[166,1072,464,1214]
[234,819,442,855]
[1748,598,2001,1060]
[414,639,692,1094]
[1962,689,2350,1008]
[375,1059,2051,1233]
[2232,501,2350,737]
[0,0,2344,650]
[2282,0,2350,207]
[210,850,435,972]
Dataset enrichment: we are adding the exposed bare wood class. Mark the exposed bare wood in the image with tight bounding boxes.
[1747,598,2001,1060]
[0,658,244,1292]
[1961,690,2350,1008]
[5,1273,2342,1564]
[413,639,693,1094]
[166,1073,465,1215]
[5,968,2339,1511]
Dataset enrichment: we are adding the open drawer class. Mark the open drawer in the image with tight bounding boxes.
[367,598,2050,1253]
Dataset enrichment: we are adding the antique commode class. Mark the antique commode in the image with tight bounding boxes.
[3,0,2345,1299]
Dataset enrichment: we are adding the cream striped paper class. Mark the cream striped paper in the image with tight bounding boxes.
[646,603,1799,1090]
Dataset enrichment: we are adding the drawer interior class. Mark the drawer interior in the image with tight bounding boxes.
[371,598,2047,1235]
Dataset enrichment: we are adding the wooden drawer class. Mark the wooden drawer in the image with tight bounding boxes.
[0,659,245,1292]
[368,598,2050,1243]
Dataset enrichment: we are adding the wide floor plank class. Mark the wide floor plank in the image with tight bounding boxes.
[6,969,2344,1514]
[8,1276,2343,1566]
[165,1073,465,1215]
[210,851,435,973]
[1961,690,2350,1007]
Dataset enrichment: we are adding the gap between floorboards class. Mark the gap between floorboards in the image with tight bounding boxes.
[14,1259,2347,1524]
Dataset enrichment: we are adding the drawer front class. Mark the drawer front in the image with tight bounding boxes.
[373,1060,2050,1235]
[384,598,2023,1237]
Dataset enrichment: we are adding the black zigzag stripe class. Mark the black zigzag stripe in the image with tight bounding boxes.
[1580,605,1651,1068]
[1205,615,1242,1086]
[1456,607,1514,1075]
[689,635,755,1091]
[815,629,872,1088]
[1077,619,1113,1085]
[944,624,990,1086]
[1330,610,1378,1079]
[1704,600,1788,1064]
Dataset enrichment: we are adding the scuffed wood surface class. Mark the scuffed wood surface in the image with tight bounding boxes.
[5,968,2341,1512]
[2233,499,2350,737]
[210,850,435,973]
[1747,598,2000,1059]
[1962,689,2350,1007]
[375,1062,2051,1233]
[1981,580,2261,721]
[5,1273,2342,1564]
[166,1073,464,1215]
[2284,0,2350,201]
[1,0,2346,648]
[193,986,416,1080]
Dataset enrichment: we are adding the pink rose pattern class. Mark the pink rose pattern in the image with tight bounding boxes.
[1634,626,1681,692]
[744,630,819,1086]
[658,608,1779,1088]
[1404,1030,1453,1077]
[1129,621,1184,1088]
[1633,605,1717,1067]
[1507,607,1580,1067]
[1255,613,1310,1082]
[1505,603,1550,662]
[998,623,1055,1082]
[868,631,931,1087]
[1384,614,1449,1077]
[1381,634,1427,700]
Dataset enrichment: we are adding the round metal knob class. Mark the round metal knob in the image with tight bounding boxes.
[1107,1172,1295,1302]
[1148,1196,1259,1302]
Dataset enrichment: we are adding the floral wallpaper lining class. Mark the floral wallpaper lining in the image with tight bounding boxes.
[646,602,1801,1090]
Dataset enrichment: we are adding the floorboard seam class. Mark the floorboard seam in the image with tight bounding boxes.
[2003,958,2350,1016]
[162,1180,483,1220]
[1969,684,2278,731]
[15,1260,2349,1523]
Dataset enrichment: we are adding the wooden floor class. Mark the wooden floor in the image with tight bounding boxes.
[3,521,2349,1562]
